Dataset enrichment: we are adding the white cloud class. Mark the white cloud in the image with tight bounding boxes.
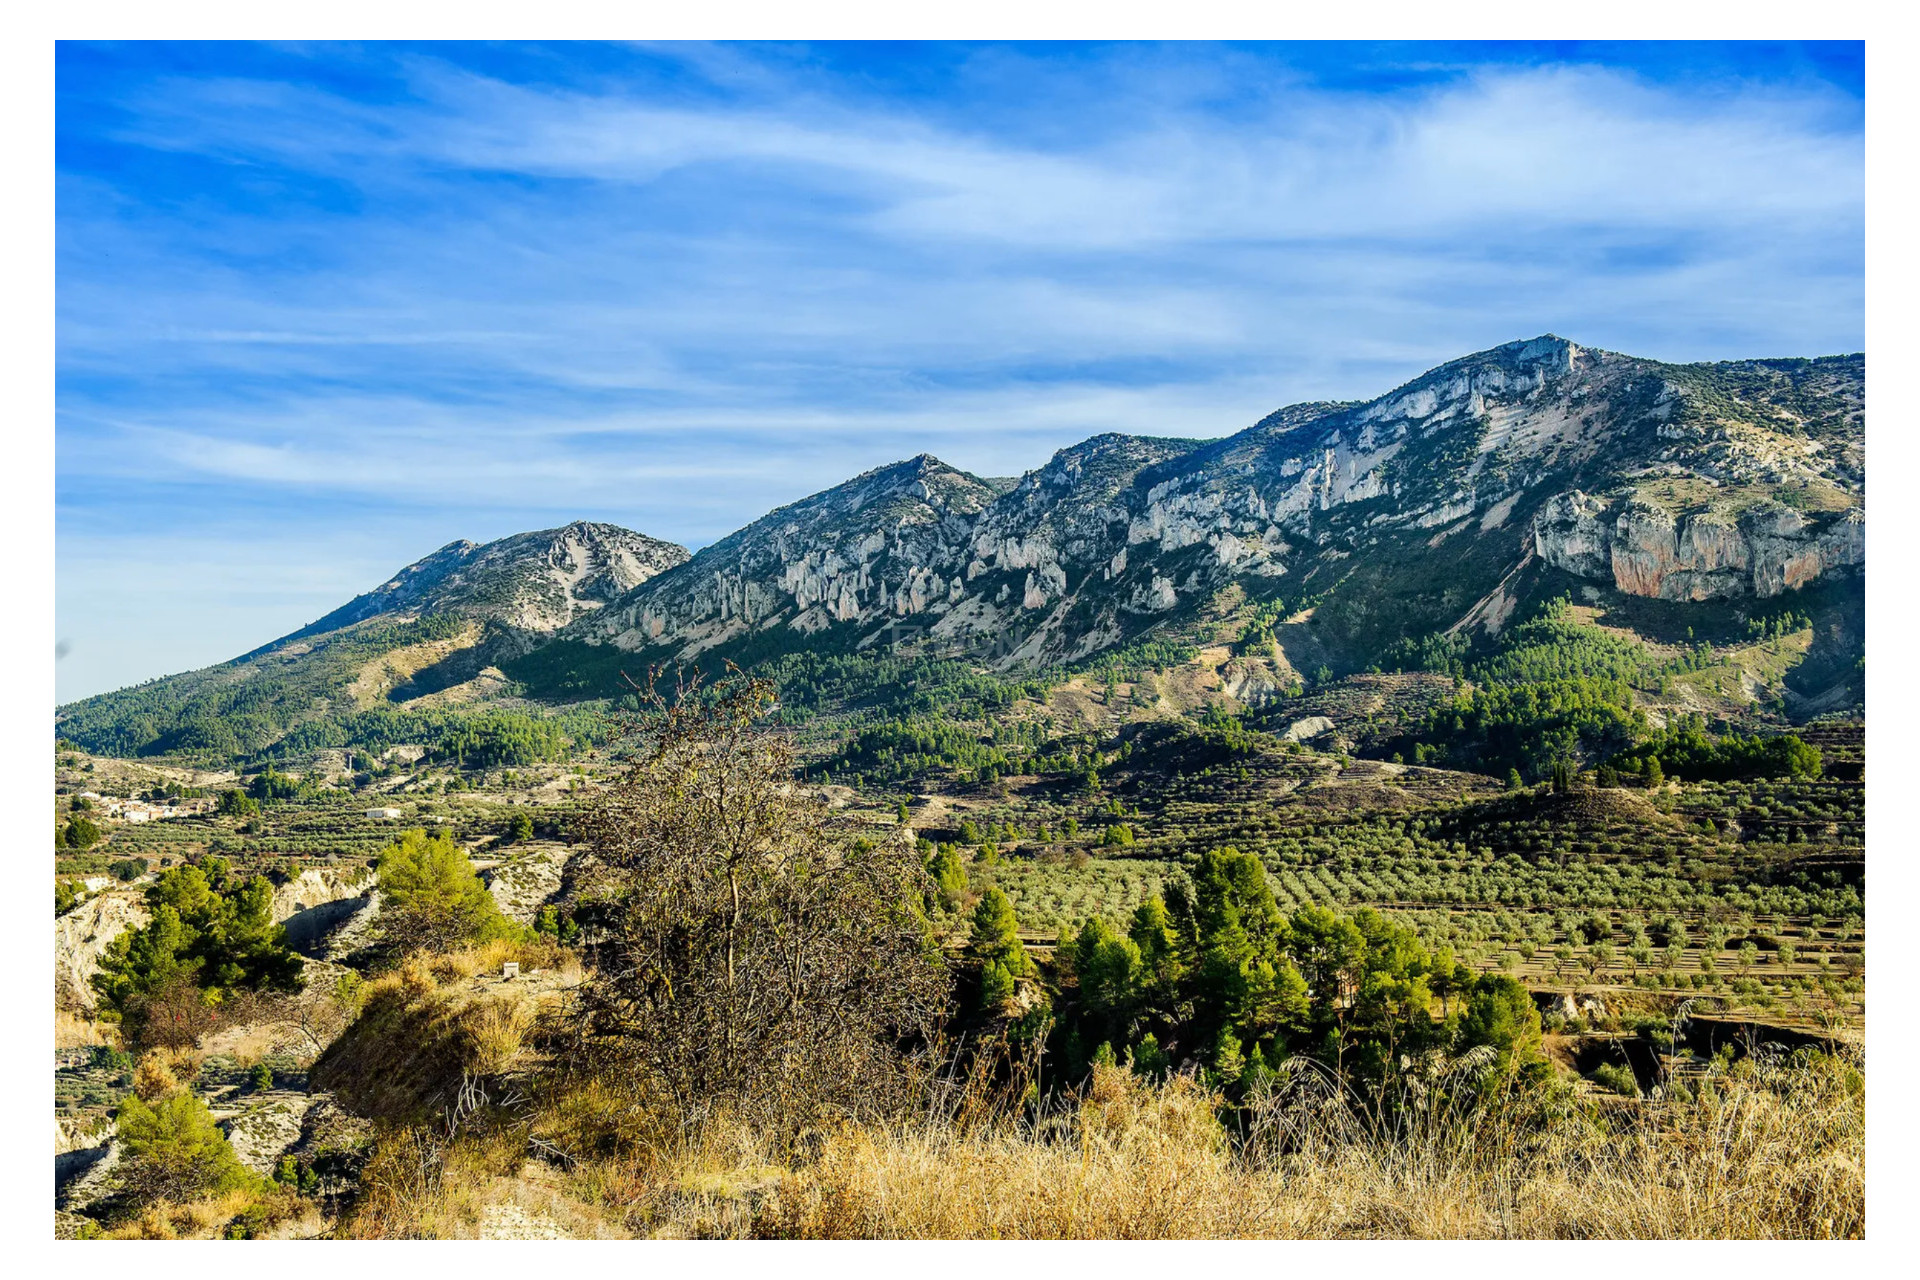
[57,46,1862,694]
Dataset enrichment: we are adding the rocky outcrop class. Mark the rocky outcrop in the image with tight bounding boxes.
[55,891,149,1013]
[56,1139,120,1212]
[575,335,1818,670]
[281,520,690,644]
[1534,492,1864,600]
[481,848,571,924]
[1282,716,1337,743]
[221,1093,322,1175]
[270,867,374,925]
[271,867,380,957]
[575,455,1001,658]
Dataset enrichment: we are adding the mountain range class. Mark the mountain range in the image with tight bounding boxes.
[57,335,1866,760]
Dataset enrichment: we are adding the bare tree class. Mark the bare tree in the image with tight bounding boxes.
[559,668,949,1147]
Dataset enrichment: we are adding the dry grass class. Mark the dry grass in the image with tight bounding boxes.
[97,1188,325,1240]
[640,1055,1862,1240]
[309,941,579,1124]
[306,931,1860,1240]
[56,1009,112,1049]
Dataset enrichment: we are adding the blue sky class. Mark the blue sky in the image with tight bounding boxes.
[56,40,1864,703]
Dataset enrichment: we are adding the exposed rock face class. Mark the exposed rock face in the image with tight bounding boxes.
[282,520,691,644]
[221,1093,321,1175]
[574,455,1001,658]
[1534,492,1865,600]
[482,848,571,924]
[270,867,374,925]
[56,1140,120,1212]
[577,335,1864,668]
[1282,716,1337,743]
[55,891,149,1013]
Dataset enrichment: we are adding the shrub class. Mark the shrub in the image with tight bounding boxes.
[374,828,517,954]
[113,1090,256,1208]
[564,672,949,1144]
[1590,1062,1639,1096]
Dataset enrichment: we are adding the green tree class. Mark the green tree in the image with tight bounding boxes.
[1585,941,1613,982]
[113,1090,257,1206]
[979,960,1017,1011]
[217,789,259,817]
[969,886,1031,979]
[1072,917,1142,1028]
[1209,1025,1247,1085]
[63,816,101,849]
[926,843,969,906]
[92,861,304,1044]
[507,811,535,843]
[374,828,516,953]
[1457,973,1544,1075]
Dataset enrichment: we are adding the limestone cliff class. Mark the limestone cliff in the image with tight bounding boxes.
[54,891,149,1013]
[567,335,1866,673]
[1534,492,1864,600]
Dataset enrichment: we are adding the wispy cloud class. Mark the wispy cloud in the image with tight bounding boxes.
[56,41,1862,700]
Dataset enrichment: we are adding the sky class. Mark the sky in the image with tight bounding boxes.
[55,40,1865,703]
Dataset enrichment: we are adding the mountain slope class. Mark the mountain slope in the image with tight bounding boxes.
[57,522,689,758]
[59,336,1867,760]
[269,521,690,648]
[563,455,1005,661]
[543,337,1864,692]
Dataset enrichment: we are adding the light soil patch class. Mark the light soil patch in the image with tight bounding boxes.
[404,666,513,710]
[346,622,485,709]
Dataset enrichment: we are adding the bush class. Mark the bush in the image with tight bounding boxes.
[374,829,518,954]
[566,673,949,1144]
[63,816,102,849]
[113,1090,257,1208]
[1590,1062,1639,1096]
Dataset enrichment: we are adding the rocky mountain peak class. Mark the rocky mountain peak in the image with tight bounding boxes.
[557,336,1866,678]
[272,520,689,649]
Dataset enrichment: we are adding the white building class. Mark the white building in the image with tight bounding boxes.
[366,807,403,820]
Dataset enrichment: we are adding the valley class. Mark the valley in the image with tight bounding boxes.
[52,335,1867,1239]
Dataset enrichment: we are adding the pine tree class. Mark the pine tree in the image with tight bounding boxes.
[969,886,1030,977]
[1210,1026,1246,1084]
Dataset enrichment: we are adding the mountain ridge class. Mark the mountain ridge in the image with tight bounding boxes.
[556,334,1864,680]
[57,335,1866,759]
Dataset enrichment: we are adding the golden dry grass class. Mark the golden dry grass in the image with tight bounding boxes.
[55,1009,111,1049]
[312,937,1861,1240]
[634,1056,1861,1240]
[322,1053,1863,1239]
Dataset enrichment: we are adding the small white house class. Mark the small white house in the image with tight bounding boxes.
[366,807,403,820]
